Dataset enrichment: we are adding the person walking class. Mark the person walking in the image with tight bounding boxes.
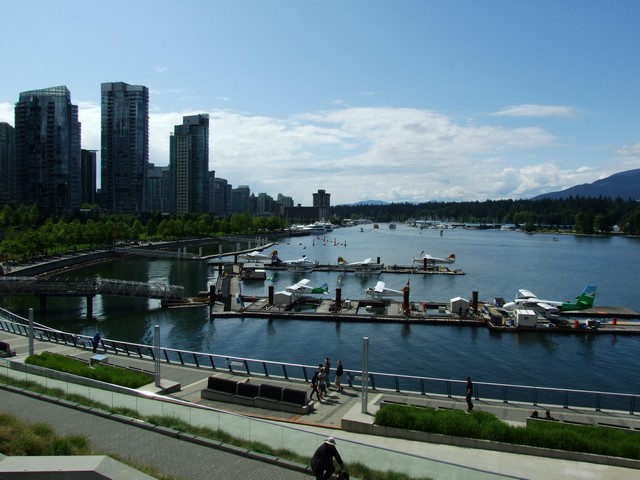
[311,436,344,480]
[324,357,331,388]
[309,366,322,401]
[335,359,344,392]
[465,376,474,412]
[318,366,327,399]
[91,332,101,354]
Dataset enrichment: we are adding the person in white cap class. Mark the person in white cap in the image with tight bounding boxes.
[311,436,344,480]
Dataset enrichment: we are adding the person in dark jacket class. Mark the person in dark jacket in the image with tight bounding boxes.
[92,332,101,354]
[309,365,322,401]
[311,436,344,480]
[465,376,474,412]
[335,359,344,392]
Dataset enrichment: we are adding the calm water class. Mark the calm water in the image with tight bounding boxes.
[4,225,640,394]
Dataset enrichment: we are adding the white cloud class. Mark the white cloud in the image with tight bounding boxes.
[492,104,577,118]
[2,101,637,204]
[0,103,14,125]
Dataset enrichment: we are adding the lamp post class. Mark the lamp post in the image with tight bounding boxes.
[362,337,369,413]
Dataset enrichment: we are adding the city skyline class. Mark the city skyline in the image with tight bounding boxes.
[1,1,639,205]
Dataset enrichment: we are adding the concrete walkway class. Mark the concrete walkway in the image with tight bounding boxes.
[1,330,639,479]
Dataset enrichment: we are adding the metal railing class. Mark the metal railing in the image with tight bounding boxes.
[1,306,638,414]
[0,277,184,301]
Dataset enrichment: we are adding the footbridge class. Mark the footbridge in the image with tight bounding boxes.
[0,277,185,318]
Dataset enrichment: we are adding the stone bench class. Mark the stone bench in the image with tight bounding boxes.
[90,354,108,366]
[201,376,312,414]
[0,341,16,358]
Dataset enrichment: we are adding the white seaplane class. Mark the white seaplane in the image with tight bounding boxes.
[276,254,318,272]
[239,250,273,262]
[412,251,456,266]
[337,257,383,274]
[365,281,405,299]
[286,279,330,296]
[503,285,597,315]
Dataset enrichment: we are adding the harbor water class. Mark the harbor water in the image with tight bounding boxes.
[3,224,640,395]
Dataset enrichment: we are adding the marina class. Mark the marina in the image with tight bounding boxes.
[3,224,640,396]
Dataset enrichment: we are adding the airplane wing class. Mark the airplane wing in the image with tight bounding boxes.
[243,250,265,258]
[537,302,560,312]
[374,281,385,293]
[517,289,537,299]
[286,279,311,292]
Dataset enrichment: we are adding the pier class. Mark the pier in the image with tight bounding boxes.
[208,265,640,332]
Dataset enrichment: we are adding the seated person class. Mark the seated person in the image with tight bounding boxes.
[530,410,539,418]
[544,410,555,420]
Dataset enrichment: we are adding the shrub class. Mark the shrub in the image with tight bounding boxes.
[25,351,152,388]
[374,404,640,460]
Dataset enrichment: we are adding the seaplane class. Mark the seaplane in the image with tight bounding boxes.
[239,250,273,262]
[503,285,597,315]
[412,251,456,266]
[286,279,330,296]
[337,257,383,274]
[365,281,406,299]
[274,253,317,272]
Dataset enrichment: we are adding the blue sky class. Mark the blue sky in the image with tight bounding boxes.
[1,0,639,205]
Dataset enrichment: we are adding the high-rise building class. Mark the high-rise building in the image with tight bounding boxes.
[14,86,81,215]
[169,114,209,214]
[80,149,97,206]
[0,122,15,209]
[100,82,149,213]
[147,163,170,213]
[212,177,232,217]
[313,189,331,221]
[231,185,252,214]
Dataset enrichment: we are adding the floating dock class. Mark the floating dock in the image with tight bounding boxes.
[203,260,640,333]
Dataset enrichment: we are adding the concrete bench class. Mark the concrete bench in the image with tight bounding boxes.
[201,376,239,402]
[0,341,16,358]
[89,354,108,366]
[201,376,312,414]
[235,381,260,406]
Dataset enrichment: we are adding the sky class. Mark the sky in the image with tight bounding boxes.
[1,0,639,206]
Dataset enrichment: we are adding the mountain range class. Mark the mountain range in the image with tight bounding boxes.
[531,169,640,200]
[347,169,639,206]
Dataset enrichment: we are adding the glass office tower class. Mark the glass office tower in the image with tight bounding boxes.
[0,122,15,209]
[100,82,149,213]
[169,114,210,214]
[14,86,81,215]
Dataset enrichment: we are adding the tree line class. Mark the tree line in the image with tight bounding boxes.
[2,195,639,261]
[0,205,288,261]
[331,196,640,234]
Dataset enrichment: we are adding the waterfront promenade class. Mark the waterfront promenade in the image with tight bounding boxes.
[1,329,639,479]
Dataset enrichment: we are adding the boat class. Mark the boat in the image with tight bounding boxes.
[389,223,396,230]
[373,223,379,229]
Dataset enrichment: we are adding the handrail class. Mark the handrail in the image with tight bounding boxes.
[1,306,638,414]
[0,277,184,300]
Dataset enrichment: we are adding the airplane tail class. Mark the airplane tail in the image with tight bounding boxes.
[577,285,597,307]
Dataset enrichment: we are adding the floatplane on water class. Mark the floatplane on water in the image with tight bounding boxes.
[503,285,597,316]
[285,279,330,296]
[364,281,406,299]
[412,251,456,266]
[271,252,318,272]
[337,257,383,274]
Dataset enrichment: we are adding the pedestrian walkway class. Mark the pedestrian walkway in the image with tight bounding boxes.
[1,330,639,479]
